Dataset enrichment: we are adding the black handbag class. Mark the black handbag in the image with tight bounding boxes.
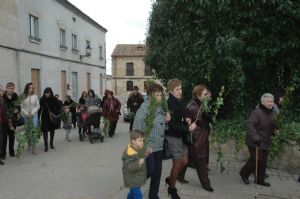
[162,138,172,160]
[49,111,61,125]
[13,113,25,127]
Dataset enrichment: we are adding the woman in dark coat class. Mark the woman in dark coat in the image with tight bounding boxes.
[240,93,278,187]
[39,87,61,152]
[63,95,76,128]
[79,91,87,105]
[102,91,121,137]
[164,79,196,198]
[184,84,214,192]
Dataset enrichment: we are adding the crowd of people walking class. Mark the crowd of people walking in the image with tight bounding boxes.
[122,79,293,199]
[0,82,121,165]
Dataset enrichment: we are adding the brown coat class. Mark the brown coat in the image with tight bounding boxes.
[245,104,277,150]
[185,99,210,159]
[102,97,121,122]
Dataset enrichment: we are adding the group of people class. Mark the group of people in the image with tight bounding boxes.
[122,79,289,199]
[0,82,122,165]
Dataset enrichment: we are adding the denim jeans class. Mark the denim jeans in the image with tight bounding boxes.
[127,187,142,199]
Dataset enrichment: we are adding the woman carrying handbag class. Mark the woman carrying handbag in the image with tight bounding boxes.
[39,87,61,152]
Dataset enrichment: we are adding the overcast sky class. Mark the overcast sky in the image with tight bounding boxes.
[68,0,153,75]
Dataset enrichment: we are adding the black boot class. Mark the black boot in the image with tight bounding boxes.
[202,184,214,192]
[167,187,181,199]
[50,131,55,149]
[165,177,170,186]
[43,131,48,152]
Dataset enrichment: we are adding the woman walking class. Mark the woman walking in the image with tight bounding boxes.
[102,91,121,137]
[165,79,196,199]
[79,91,87,105]
[240,93,278,187]
[21,83,40,155]
[133,83,171,199]
[39,87,61,152]
[184,84,214,192]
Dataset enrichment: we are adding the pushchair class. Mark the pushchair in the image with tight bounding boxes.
[87,106,104,143]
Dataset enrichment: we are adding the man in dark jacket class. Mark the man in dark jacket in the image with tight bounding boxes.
[240,93,278,187]
[2,82,18,158]
[127,86,144,132]
[0,84,6,164]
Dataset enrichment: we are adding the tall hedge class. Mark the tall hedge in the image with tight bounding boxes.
[145,0,300,117]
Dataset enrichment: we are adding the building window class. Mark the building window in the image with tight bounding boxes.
[87,73,91,90]
[71,72,78,100]
[127,81,133,91]
[72,34,78,53]
[144,81,148,91]
[29,14,41,42]
[126,63,134,76]
[144,65,152,76]
[60,29,67,50]
[100,74,103,95]
[99,46,103,60]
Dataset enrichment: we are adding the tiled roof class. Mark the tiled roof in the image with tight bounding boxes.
[111,44,146,57]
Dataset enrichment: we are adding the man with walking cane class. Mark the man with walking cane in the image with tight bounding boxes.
[240,93,279,187]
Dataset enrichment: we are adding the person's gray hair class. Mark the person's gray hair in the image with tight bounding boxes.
[261,93,274,104]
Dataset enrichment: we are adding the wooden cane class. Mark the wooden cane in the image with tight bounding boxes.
[255,145,259,198]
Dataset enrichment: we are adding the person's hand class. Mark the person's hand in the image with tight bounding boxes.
[189,123,197,132]
[165,112,171,123]
[254,134,261,146]
[145,147,152,156]
[186,118,192,125]
[139,158,144,166]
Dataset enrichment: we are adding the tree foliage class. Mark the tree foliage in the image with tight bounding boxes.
[145,0,300,116]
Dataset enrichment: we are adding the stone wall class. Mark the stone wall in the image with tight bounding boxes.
[211,139,300,174]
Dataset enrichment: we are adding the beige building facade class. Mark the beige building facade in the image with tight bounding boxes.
[0,0,107,101]
[111,44,156,97]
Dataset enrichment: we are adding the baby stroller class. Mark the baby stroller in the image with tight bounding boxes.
[87,106,104,143]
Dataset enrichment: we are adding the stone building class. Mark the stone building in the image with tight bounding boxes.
[111,44,155,97]
[0,0,107,101]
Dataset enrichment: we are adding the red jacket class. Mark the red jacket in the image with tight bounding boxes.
[102,97,121,122]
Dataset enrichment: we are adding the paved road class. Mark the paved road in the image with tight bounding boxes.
[0,120,299,199]
[0,121,131,199]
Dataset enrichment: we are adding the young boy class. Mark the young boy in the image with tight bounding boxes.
[122,129,150,199]
[62,106,72,141]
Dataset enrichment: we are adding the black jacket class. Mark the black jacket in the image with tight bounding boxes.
[39,96,62,131]
[127,93,144,113]
[165,94,189,138]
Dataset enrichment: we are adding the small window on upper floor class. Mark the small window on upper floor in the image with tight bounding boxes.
[29,14,41,43]
[72,34,78,53]
[137,46,144,51]
[86,40,91,56]
[126,63,134,76]
[99,45,103,60]
[60,29,67,50]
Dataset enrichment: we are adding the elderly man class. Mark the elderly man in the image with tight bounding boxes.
[240,93,278,187]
